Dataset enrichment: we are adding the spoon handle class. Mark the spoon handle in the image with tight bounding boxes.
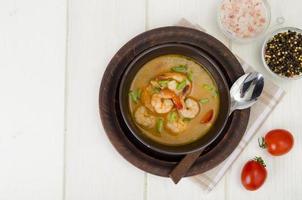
[169,149,203,184]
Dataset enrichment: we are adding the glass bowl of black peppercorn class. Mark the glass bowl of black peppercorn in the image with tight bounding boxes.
[262,27,302,80]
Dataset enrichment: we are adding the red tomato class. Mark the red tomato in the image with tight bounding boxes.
[200,109,214,124]
[259,129,294,156]
[241,157,267,191]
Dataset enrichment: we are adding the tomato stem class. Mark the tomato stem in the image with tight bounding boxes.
[258,137,267,149]
[253,156,266,167]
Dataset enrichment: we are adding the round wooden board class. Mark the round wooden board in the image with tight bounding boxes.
[99,26,250,177]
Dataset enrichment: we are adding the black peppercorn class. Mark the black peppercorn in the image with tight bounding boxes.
[264,30,302,77]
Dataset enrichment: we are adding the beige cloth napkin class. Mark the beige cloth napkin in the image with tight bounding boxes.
[176,19,285,193]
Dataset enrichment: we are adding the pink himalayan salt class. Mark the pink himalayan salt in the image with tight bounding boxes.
[220,0,268,39]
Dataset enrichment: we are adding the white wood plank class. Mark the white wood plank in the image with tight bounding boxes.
[228,0,302,199]
[0,0,66,200]
[64,0,146,199]
[147,0,230,46]
[147,174,226,200]
[146,0,227,199]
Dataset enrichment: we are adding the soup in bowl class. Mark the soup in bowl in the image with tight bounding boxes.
[130,55,219,145]
[119,44,230,155]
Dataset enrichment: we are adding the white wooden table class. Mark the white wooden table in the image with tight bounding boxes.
[1,0,301,199]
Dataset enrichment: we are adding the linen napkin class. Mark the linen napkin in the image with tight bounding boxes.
[176,19,285,193]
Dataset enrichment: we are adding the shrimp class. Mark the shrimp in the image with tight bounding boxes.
[134,106,156,128]
[166,118,187,133]
[151,90,174,114]
[151,89,183,113]
[178,98,200,119]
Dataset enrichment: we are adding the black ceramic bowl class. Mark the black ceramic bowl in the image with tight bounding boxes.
[119,43,230,155]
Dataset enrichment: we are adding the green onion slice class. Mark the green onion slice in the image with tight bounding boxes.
[176,80,187,90]
[171,65,187,73]
[187,71,193,82]
[167,111,177,122]
[199,98,209,104]
[158,80,169,88]
[183,118,191,122]
[129,89,141,103]
[152,87,161,94]
[156,118,164,133]
[202,84,213,91]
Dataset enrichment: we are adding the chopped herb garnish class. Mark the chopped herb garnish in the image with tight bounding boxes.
[176,80,187,90]
[158,80,169,88]
[129,89,141,103]
[152,87,161,94]
[213,90,219,97]
[137,89,141,98]
[187,70,193,82]
[183,118,191,122]
[156,118,164,133]
[150,80,160,88]
[199,98,209,104]
[171,65,187,73]
[167,111,177,122]
[202,84,213,91]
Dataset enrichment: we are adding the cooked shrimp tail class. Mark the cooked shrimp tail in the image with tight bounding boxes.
[161,89,183,110]
[151,90,174,114]
[178,98,200,118]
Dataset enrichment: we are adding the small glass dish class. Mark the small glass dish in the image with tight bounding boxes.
[261,26,302,80]
[217,0,271,43]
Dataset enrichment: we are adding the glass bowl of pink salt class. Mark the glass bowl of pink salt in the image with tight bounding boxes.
[217,0,271,43]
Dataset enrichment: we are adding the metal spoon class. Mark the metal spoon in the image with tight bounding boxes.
[169,72,264,184]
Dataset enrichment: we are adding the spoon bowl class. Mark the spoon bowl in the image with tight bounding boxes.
[230,72,264,113]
